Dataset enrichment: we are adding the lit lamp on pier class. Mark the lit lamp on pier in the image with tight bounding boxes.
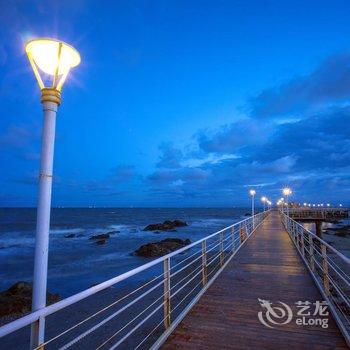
[261,196,267,211]
[282,187,292,216]
[249,189,256,228]
[25,38,80,348]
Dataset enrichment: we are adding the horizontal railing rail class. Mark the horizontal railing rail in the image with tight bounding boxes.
[0,210,269,350]
[280,211,350,346]
[286,208,349,220]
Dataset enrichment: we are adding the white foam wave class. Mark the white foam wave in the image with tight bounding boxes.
[50,228,85,235]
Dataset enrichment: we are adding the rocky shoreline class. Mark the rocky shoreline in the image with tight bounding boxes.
[143,219,187,231]
[0,282,60,318]
[135,238,191,257]
[322,223,350,257]
[0,218,190,319]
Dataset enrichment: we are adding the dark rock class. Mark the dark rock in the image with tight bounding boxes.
[335,231,349,237]
[329,225,350,231]
[0,282,60,317]
[106,230,119,235]
[326,220,340,224]
[143,220,188,231]
[64,233,76,238]
[89,233,110,240]
[327,225,350,237]
[172,220,187,227]
[135,238,191,257]
[96,239,107,245]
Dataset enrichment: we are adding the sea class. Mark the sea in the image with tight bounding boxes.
[0,207,252,297]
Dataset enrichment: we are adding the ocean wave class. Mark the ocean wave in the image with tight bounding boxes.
[0,237,35,252]
[190,218,235,228]
[50,228,85,235]
[107,224,142,235]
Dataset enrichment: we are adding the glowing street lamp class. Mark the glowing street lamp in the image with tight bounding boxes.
[26,38,80,348]
[261,196,267,211]
[282,187,292,216]
[249,189,256,228]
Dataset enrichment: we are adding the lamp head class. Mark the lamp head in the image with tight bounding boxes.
[25,38,80,93]
[261,196,267,202]
[282,187,292,196]
[249,189,256,196]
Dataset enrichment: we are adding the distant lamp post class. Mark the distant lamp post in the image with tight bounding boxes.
[249,189,256,227]
[26,38,80,348]
[282,187,292,216]
[261,196,267,211]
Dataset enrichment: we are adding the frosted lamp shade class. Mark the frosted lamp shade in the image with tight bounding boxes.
[25,38,80,91]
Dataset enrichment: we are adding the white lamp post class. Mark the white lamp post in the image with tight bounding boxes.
[25,38,80,348]
[249,189,256,228]
[261,196,267,211]
[282,187,292,216]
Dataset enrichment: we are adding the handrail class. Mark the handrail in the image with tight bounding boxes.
[288,208,348,211]
[0,210,270,349]
[280,211,350,346]
[284,216,350,264]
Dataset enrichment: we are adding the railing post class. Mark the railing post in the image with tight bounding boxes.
[231,227,235,253]
[163,257,171,328]
[295,222,300,247]
[300,228,305,257]
[309,233,315,272]
[220,232,224,267]
[239,225,244,244]
[321,244,330,296]
[31,317,45,350]
[201,240,208,286]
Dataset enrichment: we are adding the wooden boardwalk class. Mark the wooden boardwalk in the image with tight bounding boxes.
[163,211,348,349]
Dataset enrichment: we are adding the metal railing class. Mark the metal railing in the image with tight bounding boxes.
[281,211,350,345]
[0,211,269,350]
[287,208,348,220]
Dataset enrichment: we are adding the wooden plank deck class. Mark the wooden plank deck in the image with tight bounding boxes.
[162,211,348,349]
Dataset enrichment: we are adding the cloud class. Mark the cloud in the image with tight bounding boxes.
[147,101,350,203]
[182,153,240,167]
[250,53,350,119]
[243,155,297,174]
[148,167,210,186]
[197,118,272,153]
[0,123,40,161]
[0,124,36,149]
[110,165,136,182]
[156,143,183,169]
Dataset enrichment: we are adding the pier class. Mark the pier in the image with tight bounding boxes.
[0,210,349,349]
[288,208,349,237]
[162,211,348,349]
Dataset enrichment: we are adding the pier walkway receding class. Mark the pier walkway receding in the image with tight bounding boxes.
[162,211,348,349]
[1,210,349,349]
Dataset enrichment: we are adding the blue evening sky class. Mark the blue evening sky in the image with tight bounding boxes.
[1,0,350,207]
